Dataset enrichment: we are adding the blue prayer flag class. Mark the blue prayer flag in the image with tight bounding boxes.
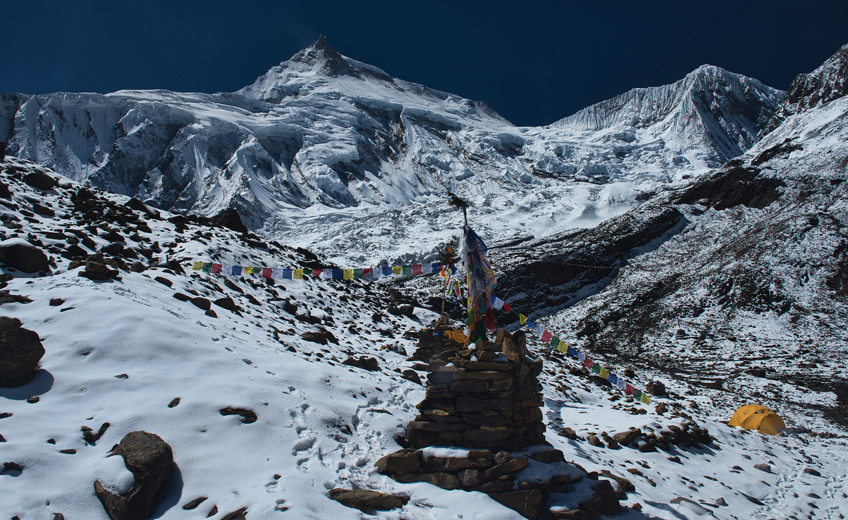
[431,262,442,273]
[332,269,343,279]
[231,266,243,276]
[382,266,394,276]
[282,269,293,279]
[608,374,619,385]
[566,347,578,358]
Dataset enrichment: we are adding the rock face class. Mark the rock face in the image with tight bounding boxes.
[761,42,848,136]
[209,209,249,235]
[0,319,45,387]
[407,328,546,451]
[94,431,174,520]
[0,239,49,273]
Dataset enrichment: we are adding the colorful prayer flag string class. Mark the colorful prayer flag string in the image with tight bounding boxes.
[193,260,443,281]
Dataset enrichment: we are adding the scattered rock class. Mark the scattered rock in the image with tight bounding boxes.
[490,489,542,519]
[182,497,208,510]
[82,423,110,445]
[740,492,765,505]
[0,321,45,387]
[23,172,58,190]
[587,434,604,447]
[329,488,409,514]
[220,507,248,520]
[26,396,39,403]
[301,329,338,345]
[154,276,172,287]
[59,449,76,454]
[94,431,174,520]
[754,463,772,473]
[612,428,641,445]
[168,398,181,408]
[220,407,257,424]
[49,298,65,306]
[0,240,50,272]
[558,427,578,440]
[401,369,422,385]
[375,448,422,475]
[210,209,249,235]
[803,468,821,477]
[204,309,218,318]
[343,356,379,371]
[3,461,23,472]
[190,297,211,311]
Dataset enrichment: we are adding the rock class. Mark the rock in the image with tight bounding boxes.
[220,507,248,520]
[558,427,578,440]
[301,330,339,345]
[190,297,211,311]
[94,431,174,520]
[501,336,524,363]
[219,407,257,424]
[668,456,682,464]
[167,398,180,408]
[740,492,765,505]
[49,298,65,306]
[101,243,125,256]
[0,323,45,387]
[204,309,217,318]
[26,396,39,403]
[578,480,621,517]
[494,452,510,464]
[130,262,146,273]
[645,381,666,396]
[489,489,542,519]
[213,297,240,314]
[484,456,529,480]
[654,402,669,414]
[804,468,822,477]
[754,463,772,473]
[154,276,172,287]
[182,497,208,510]
[637,441,657,453]
[401,369,422,385]
[210,209,249,235]
[375,448,422,475]
[392,471,462,490]
[23,172,57,190]
[587,434,604,447]
[423,456,492,473]
[529,449,565,463]
[612,428,641,445]
[82,423,110,445]
[459,469,487,487]
[0,240,49,272]
[328,488,409,514]
[81,261,118,280]
[343,356,379,371]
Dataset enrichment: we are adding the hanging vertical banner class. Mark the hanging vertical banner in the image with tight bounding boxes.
[460,225,498,345]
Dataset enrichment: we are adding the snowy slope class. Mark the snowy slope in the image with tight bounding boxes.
[1,157,845,520]
[1,37,782,264]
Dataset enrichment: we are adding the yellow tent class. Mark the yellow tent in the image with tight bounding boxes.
[728,404,786,435]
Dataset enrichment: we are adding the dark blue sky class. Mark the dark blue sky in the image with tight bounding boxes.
[3,1,846,126]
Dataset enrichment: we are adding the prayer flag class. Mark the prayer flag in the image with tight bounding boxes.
[526,320,537,328]
[343,269,353,280]
[591,364,601,374]
[293,269,303,280]
[332,269,343,279]
[232,265,242,276]
[202,262,212,273]
[640,393,651,405]
[392,266,402,275]
[261,268,273,278]
[431,263,441,273]
[371,267,382,279]
[624,383,634,395]
[211,264,222,274]
[608,373,619,385]
[383,266,394,276]
[243,267,254,275]
[282,269,293,279]
[567,347,578,358]
[412,264,422,275]
[503,303,512,312]
[599,367,609,379]
[541,331,553,343]
[616,378,626,390]
[583,357,593,369]
[519,314,527,325]
[219,264,231,275]
[361,268,372,278]
[353,269,363,279]
[402,265,413,276]
[535,325,544,337]
[312,269,322,278]
[492,297,504,310]
[633,389,643,400]
[193,261,203,271]
[577,352,585,362]
[422,263,432,274]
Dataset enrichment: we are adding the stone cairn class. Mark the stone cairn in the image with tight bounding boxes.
[375,325,622,520]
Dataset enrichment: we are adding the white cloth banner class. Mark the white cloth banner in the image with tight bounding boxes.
[221,265,234,276]
[577,353,585,362]
[492,296,504,310]
[422,263,432,274]
[271,268,283,279]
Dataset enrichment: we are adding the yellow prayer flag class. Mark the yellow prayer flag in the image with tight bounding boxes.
[193,261,203,271]
[557,342,569,353]
[392,266,402,275]
[640,393,651,405]
[343,269,353,280]
[599,367,609,379]
[244,267,254,275]
[293,269,303,279]
[519,314,527,324]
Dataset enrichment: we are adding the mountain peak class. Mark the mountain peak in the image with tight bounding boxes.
[290,35,354,77]
[760,41,848,137]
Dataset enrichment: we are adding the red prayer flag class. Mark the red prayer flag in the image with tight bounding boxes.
[211,263,222,273]
[412,264,423,275]
[624,383,634,395]
[312,269,322,278]
[583,357,594,369]
[503,303,512,312]
[541,331,553,343]
[362,268,373,277]
[261,268,273,278]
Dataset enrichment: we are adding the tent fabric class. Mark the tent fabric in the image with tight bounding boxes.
[728,404,786,435]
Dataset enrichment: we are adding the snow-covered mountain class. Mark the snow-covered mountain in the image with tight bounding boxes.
[1,36,782,264]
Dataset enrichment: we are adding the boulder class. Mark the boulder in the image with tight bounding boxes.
[0,322,45,387]
[375,448,422,475]
[23,172,57,190]
[94,431,174,520]
[501,336,524,363]
[301,330,339,345]
[489,489,542,520]
[645,381,666,396]
[328,488,408,514]
[101,243,125,256]
[213,297,240,314]
[392,471,462,490]
[343,356,379,371]
[0,239,49,273]
[210,209,249,235]
[612,428,641,446]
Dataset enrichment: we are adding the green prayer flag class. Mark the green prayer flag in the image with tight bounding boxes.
[591,364,601,374]
[402,265,413,276]
[633,389,643,400]
[202,262,212,273]
[550,337,560,347]
[353,268,363,279]
[303,268,312,275]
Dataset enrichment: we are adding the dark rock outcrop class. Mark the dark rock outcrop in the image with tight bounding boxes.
[0,320,44,387]
[0,241,49,273]
[329,488,409,514]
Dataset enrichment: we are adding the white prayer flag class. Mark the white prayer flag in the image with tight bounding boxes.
[492,296,505,310]
[271,268,284,279]
[422,263,432,274]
